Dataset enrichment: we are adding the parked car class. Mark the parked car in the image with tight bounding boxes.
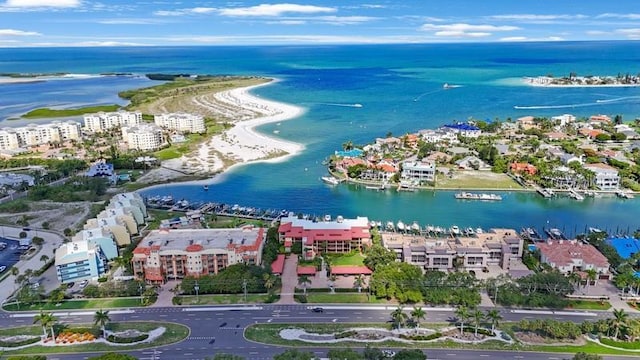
[311,307,324,313]
[0,265,6,273]
[79,280,89,288]
[66,282,75,289]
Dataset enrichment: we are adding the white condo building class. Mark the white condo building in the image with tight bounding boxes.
[84,111,142,133]
[154,113,206,134]
[583,163,620,190]
[122,124,164,151]
[401,160,436,184]
[0,121,81,150]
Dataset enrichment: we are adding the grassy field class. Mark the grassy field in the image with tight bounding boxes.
[21,104,121,119]
[3,298,146,312]
[178,293,272,305]
[302,293,389,304]
[244,322,640,356]
[3,321,189,355]
[436,170,522,190]
[328,253,366,266]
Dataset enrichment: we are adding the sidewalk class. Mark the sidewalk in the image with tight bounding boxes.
[151,280,179,307]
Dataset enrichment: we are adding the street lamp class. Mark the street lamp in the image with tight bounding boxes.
[138,284,143,304]
[194,280,200,303]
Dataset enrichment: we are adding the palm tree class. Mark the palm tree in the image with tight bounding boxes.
[455,306,470,335]
[94,309,111,339]
[471,308,484,336]
[612,308,628,340]
[33,311,57,342]
[568,272,582,292]
[585,269,598,291]
[298,275,311,295]
[485,309,502,334]
[353,274,365,293]
[263,273,277,295]
[391,305,408,330]
[40,255,49,264]
[328,274,337,293]
[411,306,426,329]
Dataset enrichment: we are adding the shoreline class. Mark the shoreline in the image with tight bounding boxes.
[522,76,640,88]
[137,78,306,186]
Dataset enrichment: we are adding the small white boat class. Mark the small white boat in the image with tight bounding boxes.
[386,221,395,231]
[450,225,460,236]
[397,221,406,231]
[273,130,280,134]
[464,227,475,236]
[475,228,484,235]
[324,214,332,222]
[203,185,209,191]
[321,176,340,185]
[411,221,420,231]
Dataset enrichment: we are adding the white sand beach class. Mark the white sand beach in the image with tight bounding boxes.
[139,80,305,183]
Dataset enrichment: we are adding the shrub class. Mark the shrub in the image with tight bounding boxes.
[97,277,108,283]
[334,330,357,339]
[294,294,307,303]
[107,333,149,344]
[0,337,41,347]
[400,332,442,341]
[172,296,182,305]
[7,356,47,360]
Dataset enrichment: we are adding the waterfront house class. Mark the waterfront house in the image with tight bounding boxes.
[510,162,537,176]
[579,128,605,139]
[401,160,436,184]
[589,114,612,126]
[441,123,482,138]
[132,226,266,284]
[375,137,402,150]
[551,114,576,126]
[455,156,490,171]
[535,240,610,279]
[517,116,538,130]
[583,163,620,190]
[277,213,371,260]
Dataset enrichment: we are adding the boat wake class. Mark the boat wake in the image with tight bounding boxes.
[595,95,640,103]
[514,101,605,110]
[413,89,445,102]
[317,103,363,108]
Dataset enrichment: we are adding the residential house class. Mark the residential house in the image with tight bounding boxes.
[551,114,576,126]
[510,162,537,176]
[401,160,436,184]
[535,240,610,279]
[589,114,612,126]
[583,163,620,190]
[517,116,538,130]
[455,156,490,170]
[441,123,481,138]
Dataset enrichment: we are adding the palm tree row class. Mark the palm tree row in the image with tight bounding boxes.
[455,306,503,336]
[33,309,111,343]
[390,305,427,330]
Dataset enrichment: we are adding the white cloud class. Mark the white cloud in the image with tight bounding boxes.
[191,7,216,14]
[586,30,608,35]
[499,36,564,42]
[266,20,306,25]
[153,7,216,16]
[98,19,163,25]
[0,28,40,36]
[421,23,518,37]
[153,10,184,16]
[219,3,335,17]
[420,23,519,32]
[597,13,640,20]
[315,15,377,25]
[490,14,587,21]
[4,0,80,7]
[616,28,640,39]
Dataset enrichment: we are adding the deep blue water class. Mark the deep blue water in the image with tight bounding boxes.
[1,42,639,234]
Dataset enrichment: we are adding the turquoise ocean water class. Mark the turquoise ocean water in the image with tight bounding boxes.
[1,42,639,235]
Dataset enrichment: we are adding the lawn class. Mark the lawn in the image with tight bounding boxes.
[244,322,640,356]
[178,293,272,305]
[303,293,389,304]
[435,170,523,190]
[566,300,612,310]
[3,322,189,355]
[328,253,366,266]
[3,298,146,312]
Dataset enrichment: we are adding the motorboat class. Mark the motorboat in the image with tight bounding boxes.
[321,176,340,185]
[450,225,460,236]
[397,221,406,232]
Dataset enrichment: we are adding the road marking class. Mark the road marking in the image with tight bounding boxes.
[446,354,456,356]
[267,319,273,323]
[479,355,489,357]
[332,318,337,322]
[183,306,263,312]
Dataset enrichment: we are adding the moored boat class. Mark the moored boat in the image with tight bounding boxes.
[321,176,340,185]
[454,192,502,201]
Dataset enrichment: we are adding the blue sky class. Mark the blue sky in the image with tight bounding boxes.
[1,0,639,47]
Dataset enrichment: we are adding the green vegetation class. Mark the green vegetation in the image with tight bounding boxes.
[176,293,272,305]
[327,252,366,266]
[28,176,108,202]
[435,171,521,189]
[566,299,612,310]
[3,297,146,312]
[489,271,573,308]
[1,322,189,355]
[302,292,388,304]
[181,264,271,295]
[22,104,120,119]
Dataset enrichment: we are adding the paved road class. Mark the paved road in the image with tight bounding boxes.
[0,305,635,360]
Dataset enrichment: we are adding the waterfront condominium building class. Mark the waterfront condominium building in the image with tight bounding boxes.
[0,121,82,151]
[382,228,524,272]
[55,228,118,284]
[132,226,266,284]
[400,160,436,185]
[121,124,165,151]
[277,213,371,260]
[83,111,142,133]
[154,113,206,134]
[583,163,620,190]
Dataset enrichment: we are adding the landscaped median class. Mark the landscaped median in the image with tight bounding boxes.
[2,298,149,312]
[243,322,640,357]
[0,322,189,355]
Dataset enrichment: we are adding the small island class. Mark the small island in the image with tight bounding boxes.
[524,73,640,87]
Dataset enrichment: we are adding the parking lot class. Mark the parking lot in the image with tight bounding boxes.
[0,237,28,274]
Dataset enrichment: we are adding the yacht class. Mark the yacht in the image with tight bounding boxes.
[411,221,421,232]
[386,221,395,231]
[397,221,406,232]
[203,185,209,191]
[464,227,475,236]
[321,176,340,185]
[475,228,484,235]
[450,225,460,236]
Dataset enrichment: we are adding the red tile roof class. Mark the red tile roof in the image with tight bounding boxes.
[186,244,203,252]
[271,254,285,275]
[297,266,317,275]
[536,240,609,268]
[331,265,372,275]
